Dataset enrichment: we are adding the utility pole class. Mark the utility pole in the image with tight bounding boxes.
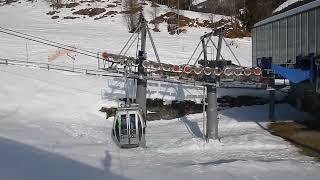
[205,29,222,141]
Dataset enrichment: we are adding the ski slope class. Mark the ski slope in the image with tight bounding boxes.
[1,62,320,180]
[0,0,252,68]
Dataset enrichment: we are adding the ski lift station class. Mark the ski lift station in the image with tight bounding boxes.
[252,0,320,114]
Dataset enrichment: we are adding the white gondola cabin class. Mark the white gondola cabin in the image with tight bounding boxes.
[112,104,146,148]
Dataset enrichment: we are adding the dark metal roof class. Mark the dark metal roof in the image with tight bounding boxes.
[254,0,320,28]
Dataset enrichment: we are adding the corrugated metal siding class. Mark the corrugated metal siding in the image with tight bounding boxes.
[279,19,287,63]
[273,21,280,64]
[308,9,316,54]
[252,28,257,67]
[288,16,295,63]
[252,0,320,67]
[317,8,320,55]
[301,12,308,56]
[296,14,301,56]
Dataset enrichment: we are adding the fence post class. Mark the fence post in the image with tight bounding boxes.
[47,64,50,71]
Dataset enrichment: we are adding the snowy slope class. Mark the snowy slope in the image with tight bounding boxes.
[0,1,252,67]
[1,63,320,180]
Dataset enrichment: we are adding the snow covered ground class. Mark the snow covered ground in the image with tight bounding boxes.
[1,61,320,180]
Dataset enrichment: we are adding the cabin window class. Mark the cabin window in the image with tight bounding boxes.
[130,114,136,129]
[120,114,127,135]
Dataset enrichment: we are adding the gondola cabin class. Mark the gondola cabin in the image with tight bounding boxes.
[112,104,146,148]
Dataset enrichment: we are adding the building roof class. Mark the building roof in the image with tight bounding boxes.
[254,0,320,28]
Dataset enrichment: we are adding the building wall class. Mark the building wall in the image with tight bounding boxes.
[252,5,320,66]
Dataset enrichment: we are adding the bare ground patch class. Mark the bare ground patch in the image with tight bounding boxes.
[269,121,320,159]
[94,10,118,20]
[150,12,250,38]
[73,8,106,17]
[63,16,80,19]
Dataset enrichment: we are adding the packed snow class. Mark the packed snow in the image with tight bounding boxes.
[1,1,320,180]
[1,64,320,180]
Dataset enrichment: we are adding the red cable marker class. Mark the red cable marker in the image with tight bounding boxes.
[254,67,262,76]
[102,52,109,60]
[183,65,192,74]
[172,65,181,72]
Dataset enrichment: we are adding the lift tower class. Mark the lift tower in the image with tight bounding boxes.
[136,16,148,119]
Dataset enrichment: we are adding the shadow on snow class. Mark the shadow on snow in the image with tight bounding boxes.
[0,137,130,180]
